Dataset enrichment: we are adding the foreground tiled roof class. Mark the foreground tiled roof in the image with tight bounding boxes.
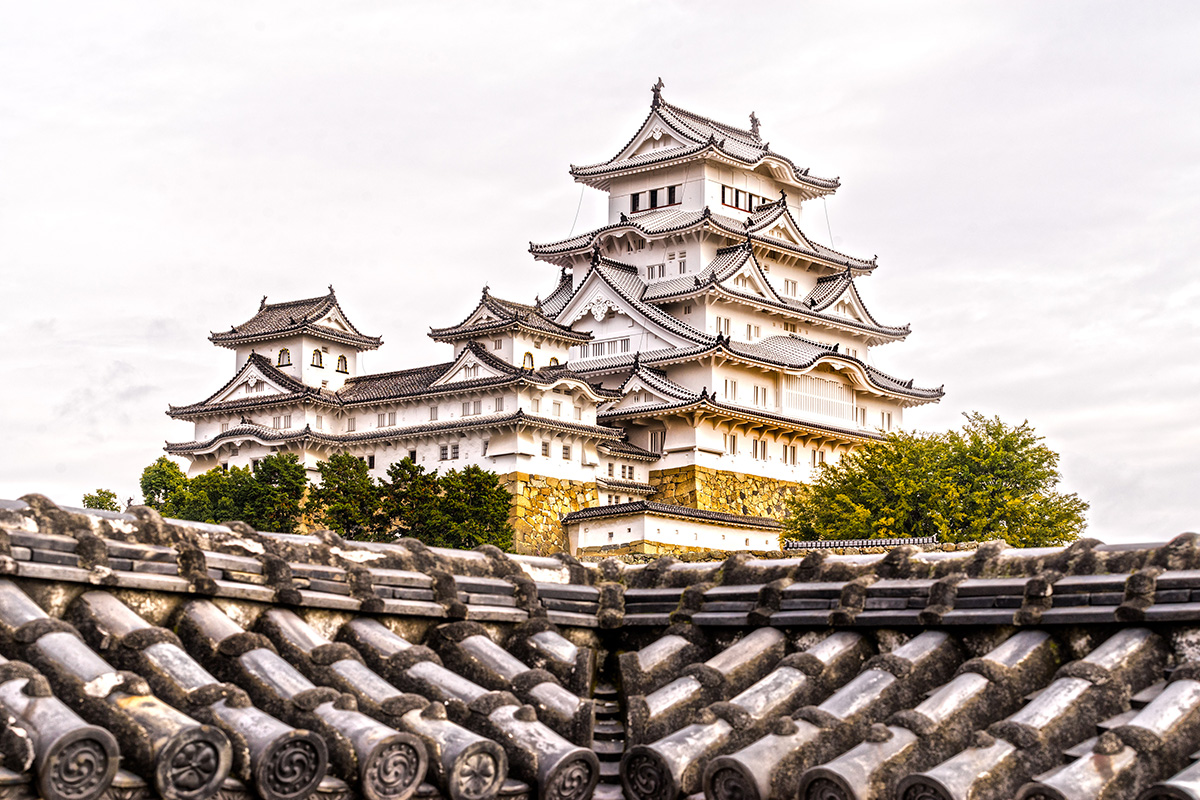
[210,289,383,350]
[6,495,1200,800]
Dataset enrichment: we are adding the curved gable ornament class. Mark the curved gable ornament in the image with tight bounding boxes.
[573,294,621,323]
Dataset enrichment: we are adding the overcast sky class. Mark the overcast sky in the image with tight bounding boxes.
[2,1,1197,544]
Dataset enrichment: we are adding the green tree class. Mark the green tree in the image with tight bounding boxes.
[140,456,188,510]
[245,454,309,533]
[82,489,121,512]
[308,453,379,538]
[436,466,514,551]
[377,458,446,542]
[784,413,1088,547]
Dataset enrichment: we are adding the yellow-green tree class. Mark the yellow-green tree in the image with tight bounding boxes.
[784,413,1088,547]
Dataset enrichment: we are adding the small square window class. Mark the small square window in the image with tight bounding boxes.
[541,442,550,457]
[562,445,571,460]
[221,422,230,433]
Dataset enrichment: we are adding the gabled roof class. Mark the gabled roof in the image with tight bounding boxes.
[568,83,839,198]
[167,409,627,455]
[617,362,697,404]
[541,270,576,318]
[210,287,382,350]
[429,288,590,344]
[529,203,876,275]
[575,334,943,404]
[167,353,338,418]
[553,256,715,348]
[338,342,620,406]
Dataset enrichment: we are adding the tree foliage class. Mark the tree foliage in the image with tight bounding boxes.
[82,489,121,512]
[784,413,1088,547]
[135,453,514,550]
[138,454,308,532]
[308,453,380,539]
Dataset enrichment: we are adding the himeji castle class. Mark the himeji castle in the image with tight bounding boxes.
[166,81,942,555]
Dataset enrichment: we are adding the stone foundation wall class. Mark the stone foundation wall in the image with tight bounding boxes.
[648,465,804,518]
[501,472,597,556]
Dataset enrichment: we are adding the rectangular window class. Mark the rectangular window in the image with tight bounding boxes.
[574,406,582,420]
[316,415,323,430]
[408,449,417,461]
[785,279,798,296]
[282,414,291,428]
[649,430,665,454]
[724,433,738,455]
[346,417,355,432]
[541,441,550,457]
[439,445,449,460]
[562,444,572,460]
[668,185,677,205]
[481,440,489,456]
[649,188,659,208]
[367,455,375,469]
[462,401,471,416]
[679,250,687,272]
[724,379,737,401]
[532,398,540,412]
[493,339,502,350]
[881,411,893,431]
[272,416,281,429]
[746,323,753,340]
[783,322,797,333]
[473,400,481,415]
[388,411,396,426]
[631,192,641,213]
[593,342,604,356]
[430,406,438,421]
[608,463,614,477]
[683,304,692,315]
[221,422,229,433]
[553,401,561,416]
[857,407,867,426]
[378,413,387,427]
[451,443,460,459]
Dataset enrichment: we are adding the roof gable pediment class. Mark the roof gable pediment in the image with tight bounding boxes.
[429,345,514,388]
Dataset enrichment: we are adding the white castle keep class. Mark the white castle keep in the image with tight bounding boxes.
[166,81,941,555]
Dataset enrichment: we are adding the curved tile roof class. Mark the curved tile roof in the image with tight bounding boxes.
[430,290,591,344]
[530,205,876,275]
[568,95,839,196]
[168,353,340,418]
[210,288,382,349]
[8,496,1200,800]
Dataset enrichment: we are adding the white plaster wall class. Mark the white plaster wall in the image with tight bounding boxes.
[570,512,779,552]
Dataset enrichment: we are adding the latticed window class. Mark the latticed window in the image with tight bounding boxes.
[782,374,855,420]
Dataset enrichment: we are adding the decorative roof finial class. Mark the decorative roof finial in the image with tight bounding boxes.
[749,112,761,139]
[633,351,640,368]
[328,284,335,295]
[620,212,628,223]
[592,240,603,265]
[259,295,268,310]
[651,77,665,107]
[482,284,490,298]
